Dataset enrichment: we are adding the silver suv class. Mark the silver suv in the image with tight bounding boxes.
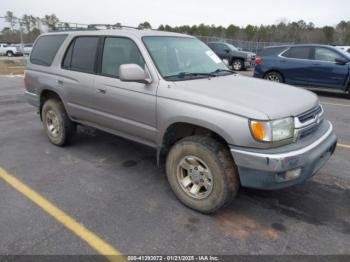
[25,28,337,213]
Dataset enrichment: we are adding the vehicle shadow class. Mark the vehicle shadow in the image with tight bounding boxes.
[310,89,348,100]
[72,125,350,237]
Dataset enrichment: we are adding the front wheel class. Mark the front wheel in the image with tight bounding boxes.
[166,136,240,213]
[6,51,13,57]
[232,59,244,71]
[264,71,284,83]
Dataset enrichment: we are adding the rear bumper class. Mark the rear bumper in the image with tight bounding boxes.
[253,69,264,78]
[230,121,337,190]
[25,91,40,108]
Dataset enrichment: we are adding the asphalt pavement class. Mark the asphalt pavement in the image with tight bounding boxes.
[0,75,349,257]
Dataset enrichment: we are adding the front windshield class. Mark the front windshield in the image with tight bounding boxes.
[338,48,350,59]
[227,43,238,51]
[143,36,231,80]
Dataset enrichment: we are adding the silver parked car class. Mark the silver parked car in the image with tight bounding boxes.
[25,28,337,213]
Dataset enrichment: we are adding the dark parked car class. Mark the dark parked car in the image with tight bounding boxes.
[254,44,350,97]
[208,42,255,71]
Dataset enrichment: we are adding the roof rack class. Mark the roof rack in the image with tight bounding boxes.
[52,23,147,32]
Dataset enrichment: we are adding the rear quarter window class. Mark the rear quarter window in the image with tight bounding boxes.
[62,36,99,74]
[282,46,312,60]
[30,34,67,66]
[258,47,287,56]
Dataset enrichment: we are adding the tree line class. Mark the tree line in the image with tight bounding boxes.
[1,11,59,43]
[1,10,350,45]
[156,20,350,45]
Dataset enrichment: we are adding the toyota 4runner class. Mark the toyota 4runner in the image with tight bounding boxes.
[25,28,337,213]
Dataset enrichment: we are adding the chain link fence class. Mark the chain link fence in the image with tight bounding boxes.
[196,35,292,54]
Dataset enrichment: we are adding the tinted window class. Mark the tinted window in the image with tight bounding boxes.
[315,48,342,62]
[69,37,99,73]
[216,43,227,52]
[101,37,145,77]
[62,41,74,68]
[283,46,311,59]
[207,43,216,50]
[30,35,67,66]
[258,47,287,56]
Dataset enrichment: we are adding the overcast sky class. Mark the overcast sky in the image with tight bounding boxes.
[1,0,349,28]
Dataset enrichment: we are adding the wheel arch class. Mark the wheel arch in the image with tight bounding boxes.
[230,56,244,65]
[39,89,66,121]
[157,121,231,166]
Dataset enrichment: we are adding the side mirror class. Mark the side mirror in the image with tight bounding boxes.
[119,64,152,84]
[224,48,230,53]
[335,57,348,65]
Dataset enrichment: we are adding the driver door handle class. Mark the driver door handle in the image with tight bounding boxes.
[97,87,107,94]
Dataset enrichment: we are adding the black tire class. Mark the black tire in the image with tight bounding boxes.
[41,99,76,146]
[232,58,244,71]
[166,136,240,214]
[264,71,284,83]
[6,51,13,57]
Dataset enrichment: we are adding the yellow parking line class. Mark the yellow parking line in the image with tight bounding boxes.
[0,167,124,262]
[322,102,350,108]
[338,143,350,149]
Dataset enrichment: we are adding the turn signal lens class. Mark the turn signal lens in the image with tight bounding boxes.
[251,121,269,141]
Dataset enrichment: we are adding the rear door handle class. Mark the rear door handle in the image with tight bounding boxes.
[57,80,64,85]
[97,88,107,94]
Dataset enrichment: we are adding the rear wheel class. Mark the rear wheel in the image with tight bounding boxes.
[232,59,244,71]
[6,51,13,57]
[264,71,284,83]
[41,99,76,146]
[166,136,240,213]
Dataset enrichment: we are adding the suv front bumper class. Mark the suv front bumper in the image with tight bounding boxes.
[230,121,337,190]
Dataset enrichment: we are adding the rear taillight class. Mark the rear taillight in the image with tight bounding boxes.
[24,73,28,90]
[255,57,263,65]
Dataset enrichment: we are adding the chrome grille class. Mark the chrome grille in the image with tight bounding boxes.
[298,105,322,123]
[294,105,324,141]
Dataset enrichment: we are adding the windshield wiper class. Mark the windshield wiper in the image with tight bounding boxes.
[210,69,236,75]
[164,72,216,80]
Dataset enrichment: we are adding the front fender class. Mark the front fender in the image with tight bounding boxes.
[156,97,253,148]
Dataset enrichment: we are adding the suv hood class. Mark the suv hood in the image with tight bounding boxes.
[240,51,255,56]
[170,74,319,120]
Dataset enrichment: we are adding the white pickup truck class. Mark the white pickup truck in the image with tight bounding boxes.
[0,43,23,57]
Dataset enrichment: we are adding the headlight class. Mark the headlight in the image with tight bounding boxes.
[250,117,294,142]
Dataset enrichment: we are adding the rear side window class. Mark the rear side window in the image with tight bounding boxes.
[30,35,67,66]
[282,46,312,60]
[62,36,99,73]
